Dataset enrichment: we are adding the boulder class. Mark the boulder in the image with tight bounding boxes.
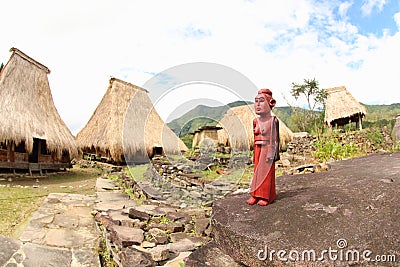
[211,153,400,266]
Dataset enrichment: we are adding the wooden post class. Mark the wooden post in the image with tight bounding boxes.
[7,142,15,176]
[38,139,42,163]
[358,113,363,130]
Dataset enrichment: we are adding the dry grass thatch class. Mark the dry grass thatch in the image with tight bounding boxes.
[217,105,294,151]
[0,47,78,158]
[393,115,400,142]
[76,77,187,163]
[324,86,367,127]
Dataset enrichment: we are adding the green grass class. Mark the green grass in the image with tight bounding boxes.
[125,164,148,183]
[201,169,220,180]
[0,166,101,237]
[313,128,393,162]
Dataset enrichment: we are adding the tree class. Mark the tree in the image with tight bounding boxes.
[290,78,326,133]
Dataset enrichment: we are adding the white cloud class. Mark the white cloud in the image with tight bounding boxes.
[338,1,353,18]
[0,0,399,134]
[361,0,387,16]
[395,12,400,29]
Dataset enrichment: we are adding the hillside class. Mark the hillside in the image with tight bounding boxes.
[168,102,400,137]
[167,100,252,137]
[363,103,400,129]
[364,103,400,120]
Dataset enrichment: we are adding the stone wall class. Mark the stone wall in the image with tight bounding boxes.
[277,128,395,175]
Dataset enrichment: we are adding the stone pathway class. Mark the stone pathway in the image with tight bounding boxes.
[0,167,213,266]
[94,177,212,267]
[1,193,100,267]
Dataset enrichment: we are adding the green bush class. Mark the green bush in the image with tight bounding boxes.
[314,134,360,161]
[366,129,383,144]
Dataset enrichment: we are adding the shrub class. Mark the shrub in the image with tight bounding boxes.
[314,133,360,161]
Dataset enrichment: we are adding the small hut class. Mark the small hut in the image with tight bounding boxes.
[76,77,187,163]
[217,105,294,151]
[0,48,78,174]
[324,86,367,130]
[191,126,223,149]
[392,114,400,142]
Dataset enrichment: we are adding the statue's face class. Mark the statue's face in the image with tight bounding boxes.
[254,93,271,115]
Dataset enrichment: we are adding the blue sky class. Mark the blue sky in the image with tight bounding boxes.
[348,0,399,36]
[0,0,399,134]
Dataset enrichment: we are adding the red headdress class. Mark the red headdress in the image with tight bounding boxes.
[257,88,276,108]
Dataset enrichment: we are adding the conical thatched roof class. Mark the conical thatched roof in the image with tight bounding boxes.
[76,77,187,163]
[324,86,367,127]
[217,105,294,151]
[0,47,78,158]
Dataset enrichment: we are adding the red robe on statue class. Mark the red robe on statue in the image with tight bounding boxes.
[250,116,280,203]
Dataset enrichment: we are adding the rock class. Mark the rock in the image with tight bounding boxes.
[195,218,210,236]
[145,228,169,245]
[119,246,156,267]
[139,183,165,200]
[142,241,156,248]
[166,222,185,233]
[169,232,191,243]
[133,220,146,229]
[184,241,244,267]
[280,159,291,167]
[145,223,168,231]
[128,207,150,221]
[0,235,21,266]
[163,251,192,267]
[184,223,194,233]
[22,243,72,267]
[96,178,118,191]
[190,190,202,199]
[107,210,138,227]
[153,206,177,216]
[177,214,192,224]
[148,245,175,262]
[211,153,400,267]
[94,213,118,230]
[165,211,187,221]
[110,225,144,248]
[167,238,196,253]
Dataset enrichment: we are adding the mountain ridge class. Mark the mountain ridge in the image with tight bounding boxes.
[167,102,400,137]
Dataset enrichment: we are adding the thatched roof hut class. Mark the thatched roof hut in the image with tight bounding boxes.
[217,105,294,151]
[191,126,222,149]
[324,86,367,129]
[0,48,78,164]
[392,114,400,142]
[76,77,187,163]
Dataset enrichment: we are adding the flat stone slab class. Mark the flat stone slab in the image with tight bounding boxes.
[19,193,98,251]
[15,193,100,266]
[96,178,119,191]
[0,235,99,267]
[211,153,400,267]
[94,191,134,212]
[0,235,21,266]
